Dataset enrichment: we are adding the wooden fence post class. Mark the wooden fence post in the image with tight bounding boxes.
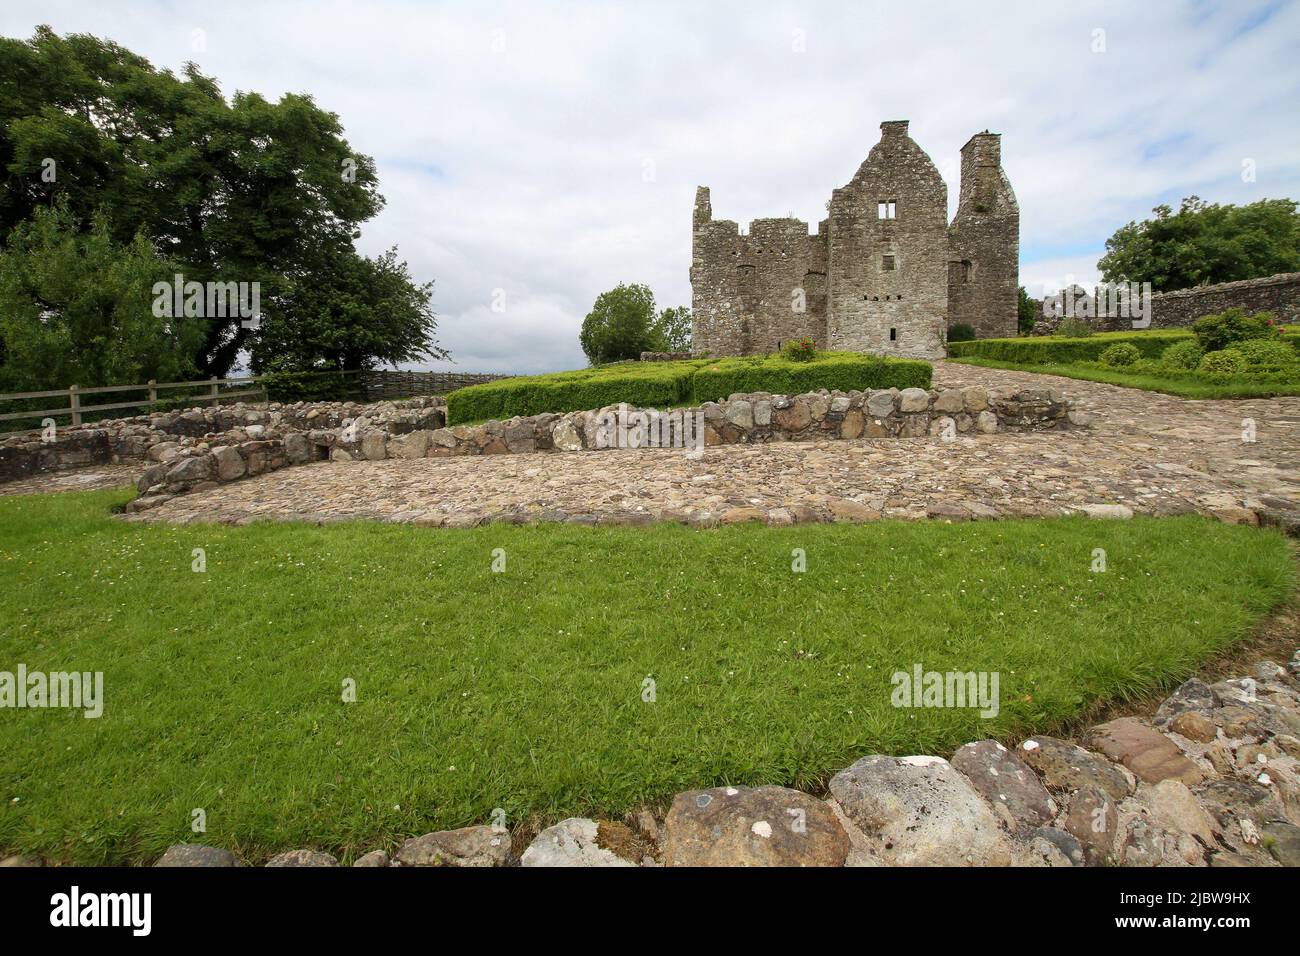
[69,384,81,426]
[147,379,157,406]
[209,377,219,404]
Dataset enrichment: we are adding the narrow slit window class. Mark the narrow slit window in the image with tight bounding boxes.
[889,328,897,342]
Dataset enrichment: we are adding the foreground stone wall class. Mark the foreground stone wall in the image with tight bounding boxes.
[0,398,444,484]
[105,649,1299,868]
[1034,271,1300,334]
[121,385,1088,513]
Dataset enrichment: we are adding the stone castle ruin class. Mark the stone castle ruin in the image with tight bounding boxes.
[690,120,1018,360]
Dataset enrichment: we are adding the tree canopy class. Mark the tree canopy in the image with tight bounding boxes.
[0,201,205,391]
[579,283,691,365]
[0,26,442,383]
[653,305,693,353]
[1016,286,1038,335]
[1098,196,1300,291]
[252,247,445,374]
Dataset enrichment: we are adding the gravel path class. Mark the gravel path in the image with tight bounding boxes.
[111,362,1299,528]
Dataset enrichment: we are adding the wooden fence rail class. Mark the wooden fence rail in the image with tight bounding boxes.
[0,376,267,426]
[0,368,508,433]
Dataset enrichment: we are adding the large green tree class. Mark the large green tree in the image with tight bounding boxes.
[1098,196,1300,290]
[0,27,437,378]
[652,305,692,352]
[0,201,204,391]
[252,247,446,373]
[580,283,691,364]
[580,283,659,364]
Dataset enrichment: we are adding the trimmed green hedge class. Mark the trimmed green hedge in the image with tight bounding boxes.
[446,352,932,425]
[948,328,1300,365]
[446,360,707,424]
[690,352,931,402]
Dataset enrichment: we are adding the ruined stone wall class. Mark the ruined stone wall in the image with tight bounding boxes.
[1146,272,1300,329]
[124,384,1087,513]
[639,351,695,362]
[826,121,949,360]
[947,133,1019,339]
[690,188,828,355]
[1033,272,1300,334]
[0,397,444,483]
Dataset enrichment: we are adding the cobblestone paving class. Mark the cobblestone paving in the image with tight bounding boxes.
[0,463,139,497]
[116,363,1300,528]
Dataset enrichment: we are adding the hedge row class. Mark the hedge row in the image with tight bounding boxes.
[690,353,931,402]
[948,329,1299,365]
[446,352,932,425]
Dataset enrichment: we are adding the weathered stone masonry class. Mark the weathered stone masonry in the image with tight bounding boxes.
[1034,271,1300,334]
[114,385,1084,513]
[691,120,1019,361]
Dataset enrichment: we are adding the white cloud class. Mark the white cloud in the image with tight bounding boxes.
[4,0,1298,372]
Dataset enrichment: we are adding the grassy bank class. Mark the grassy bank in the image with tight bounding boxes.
[948,355,1300,398]
[0,489,1293,863]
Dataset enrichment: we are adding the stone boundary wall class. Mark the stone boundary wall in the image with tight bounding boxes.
[1034,271,1300,335]
[0,397,445,484]
[639,351,695,362]
[122,385,1089,513]
[48,650,1294,868]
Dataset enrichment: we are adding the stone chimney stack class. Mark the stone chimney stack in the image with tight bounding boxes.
[961,132,1002,206]
[693,186,712,230]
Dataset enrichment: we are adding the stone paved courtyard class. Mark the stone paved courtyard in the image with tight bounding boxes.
[102,363,1299,528]
[0,461,140,497]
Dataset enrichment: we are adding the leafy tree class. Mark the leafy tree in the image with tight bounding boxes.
[251,247,445,374]
[651,305,692,352]
[0,27,389,376]
[0,201,204,391]
[1098,196,1300,290]
[1017,286,1038,335]
[580,282,662,364]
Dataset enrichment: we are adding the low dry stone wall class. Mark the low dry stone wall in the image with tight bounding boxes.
[1034,271,1300,334]
[120,385,1088,512]
[639,351,695,362]
[107,649,1299,868]
[0,397,445,484]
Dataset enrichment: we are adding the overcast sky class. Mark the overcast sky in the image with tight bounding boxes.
[4,1,1298,373]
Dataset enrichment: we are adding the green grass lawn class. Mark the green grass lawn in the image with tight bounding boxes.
[947,325,1300,398]
[0,488,1294,864]
[949,355,1300,398]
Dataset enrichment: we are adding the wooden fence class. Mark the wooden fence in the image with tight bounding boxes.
[0,368,509,434]
[0,376,267,428]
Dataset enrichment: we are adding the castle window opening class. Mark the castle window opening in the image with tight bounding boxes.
[877,200,897,220]
[889,327,897,342]
[882,255,895,272]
